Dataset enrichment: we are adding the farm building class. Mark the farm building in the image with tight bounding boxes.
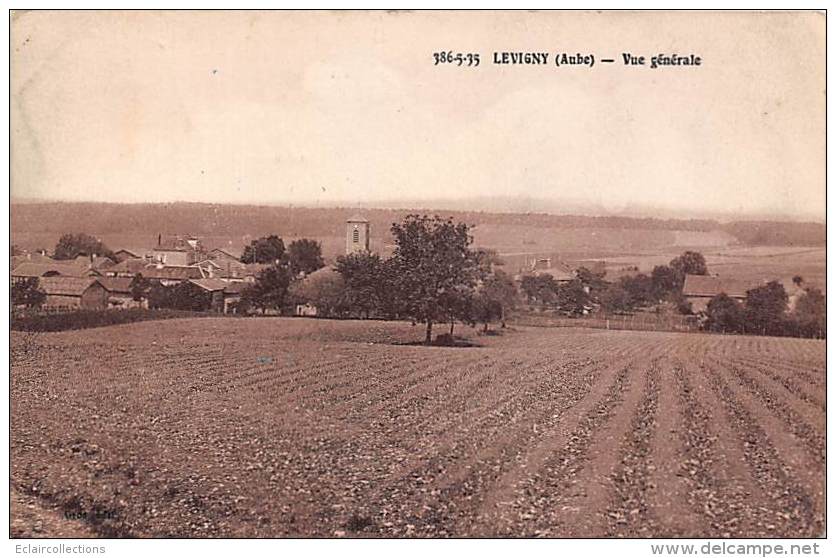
[36,277,108,310]
[98,277,146,309]
[11,261,102,280]
[682,274,759,313]
[208,248,242,266]
[143,265,209,286]
[188,278,244,313]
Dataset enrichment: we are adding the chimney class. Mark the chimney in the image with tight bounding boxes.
[157,233,162,247]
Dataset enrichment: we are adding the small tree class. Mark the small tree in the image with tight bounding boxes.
[11,278,46,309]
[389,215,481,344]
[288,239,325,277]
[472,292,503,332]
[129,273,152,303]
[555,278,591,316]
[241,235,286,265]
[479,269,517,327]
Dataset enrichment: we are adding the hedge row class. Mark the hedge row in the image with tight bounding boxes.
[10,308,221,332]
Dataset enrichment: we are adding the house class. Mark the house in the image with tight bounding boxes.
[188,278,244,313]
[98,277,145,309]
[37,277,108,310]
[215,262,268,283]
[296,303,318,317]
[193,259,225,277]
[515,257,576,283]
[682,274,759,313]
[153,236,205,266]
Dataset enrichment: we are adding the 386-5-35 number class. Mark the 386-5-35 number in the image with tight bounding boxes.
[433,51,480,67]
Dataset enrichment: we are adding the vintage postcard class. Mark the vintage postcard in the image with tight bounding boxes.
[8,9,826,552]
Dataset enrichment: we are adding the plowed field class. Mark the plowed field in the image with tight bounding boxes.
[10,318,825,538]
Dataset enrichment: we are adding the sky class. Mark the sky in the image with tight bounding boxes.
[10,11,825,221]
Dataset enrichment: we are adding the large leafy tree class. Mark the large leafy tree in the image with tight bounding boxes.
[793,287,826,338]
[170,282,213,311]
[705,293,745,333]
[288,238,325,277]
[241,265,292,314]
[288,267,346,317]
[670,251,708,288]
[744,280,788,335]
[240,235,286,264]
[53,233,113,260]
[576,266,608,295]
[651,265,679,297]
[619,273,655,308]
[335,252,389,318]
[389,215,481,344]
[599,283,632,314]
[520,274,559,307]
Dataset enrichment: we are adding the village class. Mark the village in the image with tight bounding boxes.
[9,213,822,339]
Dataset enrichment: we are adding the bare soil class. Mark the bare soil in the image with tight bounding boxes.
[10,318,825,537]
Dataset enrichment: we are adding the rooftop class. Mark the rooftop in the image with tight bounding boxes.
[11,261,98,278]
[37,276,100,297]
[97,277,135,294]
[682,274,761,298]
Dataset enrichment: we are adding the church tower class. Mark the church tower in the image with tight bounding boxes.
[346,215,370,255]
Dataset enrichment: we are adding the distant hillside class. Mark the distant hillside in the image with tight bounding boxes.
[10,202,825,250]
[720,221,826,247]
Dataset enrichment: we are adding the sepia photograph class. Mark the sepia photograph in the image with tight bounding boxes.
[6,7,827,552]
